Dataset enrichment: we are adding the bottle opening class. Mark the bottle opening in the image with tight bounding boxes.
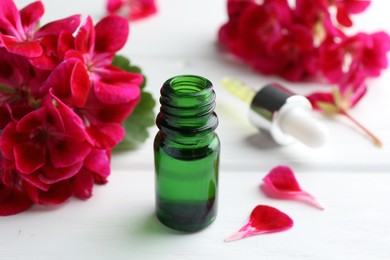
[159,74,216,120]
[168,75,211,94]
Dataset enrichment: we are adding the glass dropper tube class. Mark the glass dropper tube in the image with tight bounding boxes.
[220,77,328,147]
[220,77,256,105]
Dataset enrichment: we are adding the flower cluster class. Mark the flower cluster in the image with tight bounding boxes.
[0,0,143,215]
[106,0,157,21]
[219,0,389,83]
[219,0,390,146]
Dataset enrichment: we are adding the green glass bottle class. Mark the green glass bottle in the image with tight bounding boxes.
[154,75,220,232]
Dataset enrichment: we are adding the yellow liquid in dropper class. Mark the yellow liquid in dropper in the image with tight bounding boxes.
[220,77,256,105]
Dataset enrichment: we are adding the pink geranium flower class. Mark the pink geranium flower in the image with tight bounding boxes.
[0,0,80,68]
[61,15,143,148]
[0,96,92,187]
[106,0,157,21]
[0,95,94,209]
[0,0,45,57]
[65,15,142,105]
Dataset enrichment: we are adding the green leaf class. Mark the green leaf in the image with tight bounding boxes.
[112,55,156,152]
[115,91,156,151]
[112,55,146,89]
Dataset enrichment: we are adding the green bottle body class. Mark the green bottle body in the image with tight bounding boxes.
[154,75,220,232]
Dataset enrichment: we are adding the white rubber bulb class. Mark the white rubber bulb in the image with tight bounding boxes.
[279,107,329,148]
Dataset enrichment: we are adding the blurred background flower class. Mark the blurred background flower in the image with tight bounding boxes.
[218,0,390,146]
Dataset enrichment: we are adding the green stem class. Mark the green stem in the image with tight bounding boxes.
[341,110,383,147]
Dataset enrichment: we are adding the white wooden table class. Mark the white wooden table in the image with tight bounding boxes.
[2,0,390,259]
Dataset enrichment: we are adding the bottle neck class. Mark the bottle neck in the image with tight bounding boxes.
[156,75,218,145]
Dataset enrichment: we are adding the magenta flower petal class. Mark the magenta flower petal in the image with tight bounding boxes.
[94,78,141,104]
[39,161,83,185]
[86,121,125,149]
[71,61,92,107]
[0,185,33,216]
[74,16,95,54]
[365,32,390,71]
[101,65,144,86]
[15,105,50,132]
[29,181,73,205]
[0,0,22,34]
[264,165,302,192]
[19,173,50,191]
[83,149,110,179]
[261,165,324,210]
[48,136,91,168]
[44,59,92,108]
[40,59,75,101]
[336,6,353,27]
[0,107,12,129]
[106,0,157,21]
[94,14,129,53]
[225,205,293,242]
[35,14,81,38]
[14,142,45,174]
[338,0,371,14]
[53,98,93,146]
[19,1,45,32]
[0,34,43,57]
[83,90,140,124]
[0,123,25,161]
[45,99,92,167]
[93,67,142,104]
[128,0,158,21]
[71,169,94,199]
[107,0,123,13]
[63,49,84,61]
[0,48,47,99]
[57,32,76,59]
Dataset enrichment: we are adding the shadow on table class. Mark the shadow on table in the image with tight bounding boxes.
[134,212,180,235]
[245,131,280,150]
[127,211,201,240]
